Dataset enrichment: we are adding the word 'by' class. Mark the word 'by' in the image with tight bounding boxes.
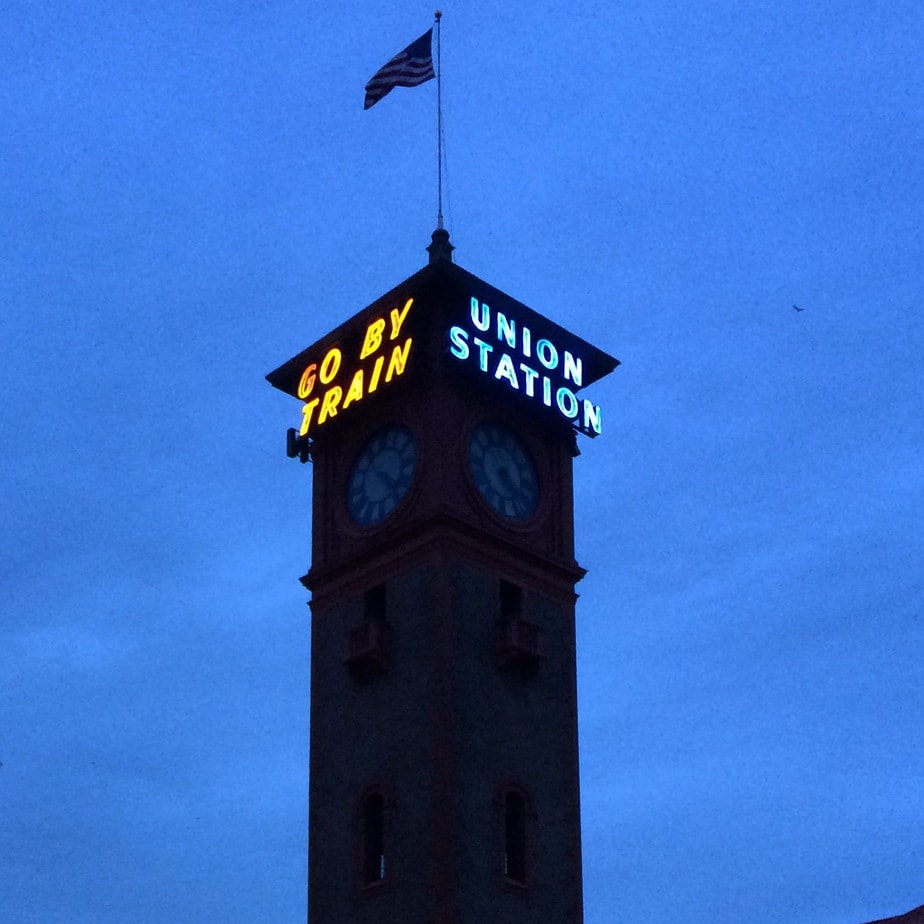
[297,298,414,436]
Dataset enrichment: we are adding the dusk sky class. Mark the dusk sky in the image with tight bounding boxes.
[2,2,922,922]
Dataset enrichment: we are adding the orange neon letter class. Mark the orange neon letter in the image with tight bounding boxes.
[299,398,320,436]
[367,354,385,395]
[342,369,364,409]
[317,386,342,425]
[385,337,413,383]
[360,318,386,359]
[297,363,317,399]
[319,347,342,385]
[389,298,413,340]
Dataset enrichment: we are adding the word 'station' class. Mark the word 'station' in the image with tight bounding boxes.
[448,297,603,436]
[297,298,414,437]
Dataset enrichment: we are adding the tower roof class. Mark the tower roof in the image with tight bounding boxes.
[266,233,619,450]
[267,236,617,398]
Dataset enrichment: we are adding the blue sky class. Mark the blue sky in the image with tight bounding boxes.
[2,2,922,922]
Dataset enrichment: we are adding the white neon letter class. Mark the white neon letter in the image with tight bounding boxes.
[556,386,579,419]
[583,399,602,435]
[563,351,583,387]
[496,312,516,348]
[536,338,559,371]
[519,363,539,397]
[521,325,532,358]
[449,325,470,360]
[470,297,490,332]
[494,353,519,389]
[473,337,494,372]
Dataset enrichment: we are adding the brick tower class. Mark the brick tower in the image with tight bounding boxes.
[267,230,617,923]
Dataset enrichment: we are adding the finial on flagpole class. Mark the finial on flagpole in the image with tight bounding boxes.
[427,227,454,264]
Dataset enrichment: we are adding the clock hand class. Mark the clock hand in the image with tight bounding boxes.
[497,465,516,494]
[371,465,399,490]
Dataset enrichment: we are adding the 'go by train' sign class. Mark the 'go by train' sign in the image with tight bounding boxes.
[292,297,415,438]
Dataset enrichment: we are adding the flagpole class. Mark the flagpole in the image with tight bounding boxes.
[435,10,443,230]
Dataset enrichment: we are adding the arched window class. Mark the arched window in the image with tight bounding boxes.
[503,789,528,884]
[362,792,386,885]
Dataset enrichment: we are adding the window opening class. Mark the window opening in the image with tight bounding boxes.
[500,580,523,621]
[362,792,386,885]
[504,790,527,883]
[364,583,387,622]
[346,584,389,675]
[499,581,541,671]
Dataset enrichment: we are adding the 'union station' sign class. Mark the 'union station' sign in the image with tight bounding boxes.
[449,297,603,437]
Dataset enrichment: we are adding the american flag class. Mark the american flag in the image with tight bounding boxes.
[364,29,435,110]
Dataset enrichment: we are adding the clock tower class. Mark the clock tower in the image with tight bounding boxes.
[267,230,617,924]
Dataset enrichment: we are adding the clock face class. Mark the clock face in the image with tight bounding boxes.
[468,422,539,521]
[347,426,417,526]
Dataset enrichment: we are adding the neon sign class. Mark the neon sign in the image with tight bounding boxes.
[448,297,604,436]
[296,297,414,437]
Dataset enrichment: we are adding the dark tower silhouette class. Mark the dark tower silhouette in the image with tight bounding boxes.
[267,232,617,923]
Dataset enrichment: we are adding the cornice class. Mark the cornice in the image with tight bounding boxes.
[304,509,585,610]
